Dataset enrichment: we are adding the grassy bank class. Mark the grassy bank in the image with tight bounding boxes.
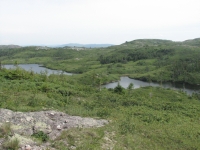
[0,68,200,149]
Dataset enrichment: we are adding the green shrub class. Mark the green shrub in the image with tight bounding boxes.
[114,83,125,94]
[67,134,75,146]
[96,108,110,118]
[0,122,12,138]
[119,115,135,135]
[27,96,39,107]
[31,131,49,142]
[3,138,19,150]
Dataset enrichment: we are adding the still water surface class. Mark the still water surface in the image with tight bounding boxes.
[103,77,200,95]
[3,64,73,75]
[3,64,200,95]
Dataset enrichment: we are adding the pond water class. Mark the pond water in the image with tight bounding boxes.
[3,64,200,95]
[103,77,200,95]
[3,64,73,76]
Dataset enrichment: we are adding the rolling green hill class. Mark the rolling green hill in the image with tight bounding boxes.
[0,38,200,84]
[98,38,200,84]
[1,38,200,149]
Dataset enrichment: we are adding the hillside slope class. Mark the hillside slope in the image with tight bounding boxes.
[98,38,200,84]
[0,45,21,49]
[0,38,200,84]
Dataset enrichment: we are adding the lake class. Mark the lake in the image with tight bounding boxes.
[3,64,73,76]
[3,64,200,95]
[103,76,200,95]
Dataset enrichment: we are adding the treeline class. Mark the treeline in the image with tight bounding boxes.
[0,47,84,62]
[1,38,200,84]
[98,41,200,84]
[98,48,174,64]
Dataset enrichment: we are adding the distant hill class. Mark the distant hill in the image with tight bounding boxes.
[183,38,200,46]
[106,38,200,50]
[1,37,200,84]
[52,43,114,48]
[0,45,21,49]
[97,37,200,84]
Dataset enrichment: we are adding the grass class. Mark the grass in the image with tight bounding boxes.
[0,122,12,138]
[2,70,199,149]
[0,123,19,150]
[2,138,19,150]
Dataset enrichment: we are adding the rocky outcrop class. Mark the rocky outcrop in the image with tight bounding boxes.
[0,109,108,150]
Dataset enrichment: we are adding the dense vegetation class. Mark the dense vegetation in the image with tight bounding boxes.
[98,39,200,84]
[1,38,200,84]
[0,67,200,149]
[0,38,200,149]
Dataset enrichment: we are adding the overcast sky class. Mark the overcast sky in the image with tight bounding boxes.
[0,0,200,45]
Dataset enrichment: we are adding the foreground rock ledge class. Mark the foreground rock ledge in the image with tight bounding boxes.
[0,108,108,150]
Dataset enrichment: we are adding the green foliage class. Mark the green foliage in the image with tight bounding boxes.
[192,92,200,100]
[1,38,200,149]
[0,122,12,138]
[31,131,49,142]
[1,38,200,84]
[114,83,125,94]
[119,114,135,134]
[0,68,200,149]
[127,83,134,90]
[97,39,200,84]
[2,138,19,150]
[27,95,39,107]
[96,107,110,118]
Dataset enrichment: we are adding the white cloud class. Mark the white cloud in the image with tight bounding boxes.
[0,0,200,45]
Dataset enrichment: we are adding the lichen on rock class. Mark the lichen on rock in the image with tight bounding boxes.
[0,108,108,150]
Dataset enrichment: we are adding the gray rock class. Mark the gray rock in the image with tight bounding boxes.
[25,144,31,150]
[0,108,108,150]
[56,125,62,130]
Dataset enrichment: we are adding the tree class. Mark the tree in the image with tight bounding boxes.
[127,83,134,95]
[96,73,106,91]
[14,61,18,67]
[128,83,134,90]
[114,82,124,94]
[147,75,151,86]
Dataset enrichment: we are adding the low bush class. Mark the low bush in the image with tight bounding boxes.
[31,131,49,142]
[0,122,12,138]
[2,138,19,150]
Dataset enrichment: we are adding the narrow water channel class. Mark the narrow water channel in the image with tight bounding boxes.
[3,64,73,75]
[3,64,200,95]
[103,77,200,95]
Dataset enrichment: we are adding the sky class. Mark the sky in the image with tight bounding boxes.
[0,0,200,45]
